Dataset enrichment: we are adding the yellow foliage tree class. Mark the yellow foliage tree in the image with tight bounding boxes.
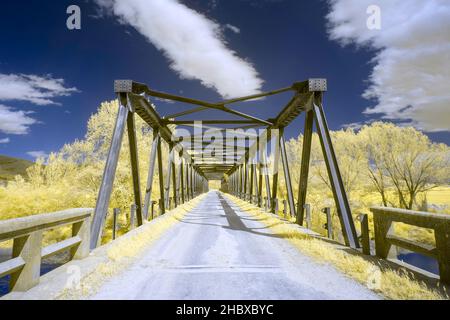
[359,122,450,209]
[0,100,170,225]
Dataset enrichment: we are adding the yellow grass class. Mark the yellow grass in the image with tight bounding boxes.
[224,193,448,300]
[57,194,206,299]
[427,186,450,207]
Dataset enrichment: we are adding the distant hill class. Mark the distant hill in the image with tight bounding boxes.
[0,155,34,182]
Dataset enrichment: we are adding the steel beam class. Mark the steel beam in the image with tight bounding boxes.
[257,137,263,207]
[157,137,166,214]
[172,150,178,207]
[262,131,272,206]
[279,129,296,217]
[143,131,159,220]
[90,95,129,249]
[127,106,144,227]
[179,152,185,204]
[296,111,314,225]
[165,144,174,209]
[271,132,280,213]
[313,93,359,248]
[166,120,261,125]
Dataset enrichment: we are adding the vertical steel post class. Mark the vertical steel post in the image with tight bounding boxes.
[243,139,249,200]
[193,168,196,197]
[172,148,178,207]
[180,154,185,204]
[262,131,272,207]
[191,166,195,197]
[127,106,143,227]
[186,163,190,200]
[165,144,174,209]
[157,137,166,215]
[271,130,280,213]
[90,95,129,249]
[257,136,263,207]
[297,110,314,225]
[249,153,254,203]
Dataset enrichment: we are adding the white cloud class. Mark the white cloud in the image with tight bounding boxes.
[95,0,263,98]
[225,24,240,34]
[0,105,37,135]
[341,122,365,131]
[27,150,49,160]
[0,137,10,144]
[342,119,377,131]
[327,0,450,132]
[0,73,78,106]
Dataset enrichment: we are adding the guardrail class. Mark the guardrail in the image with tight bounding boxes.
[0,208,92,292]
[371,207,450,284]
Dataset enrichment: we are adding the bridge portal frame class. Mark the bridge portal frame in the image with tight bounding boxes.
[90,79,360,250]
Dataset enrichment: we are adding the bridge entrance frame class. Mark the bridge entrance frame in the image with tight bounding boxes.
[90,79,360,249]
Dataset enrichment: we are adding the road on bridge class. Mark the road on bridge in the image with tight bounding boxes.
[92,191,379,300]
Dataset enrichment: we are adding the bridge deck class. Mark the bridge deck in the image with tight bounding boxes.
[92,191,379,300]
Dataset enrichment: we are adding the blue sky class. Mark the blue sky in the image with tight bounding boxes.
[0,0,449,161]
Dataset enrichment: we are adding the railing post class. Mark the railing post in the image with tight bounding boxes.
[283,200,287,218]
[151,201,156,220]
[112,208,120,240]
[274,198,279,215]
[322,207,333,239]
[130,204,137,230]
[71,215,91,259]
[304,204,311,229]
[435,226,450,284]
[373,213,392,259]
[10,231,43,291]
[159,199,163,215]
[358,213,371,255]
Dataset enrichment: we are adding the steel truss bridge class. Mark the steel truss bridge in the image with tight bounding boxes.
[1,79,448,298]
[90,78,360,249]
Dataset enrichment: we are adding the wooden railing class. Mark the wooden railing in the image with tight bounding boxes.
[371,207,450,284]
[0,208,92,292]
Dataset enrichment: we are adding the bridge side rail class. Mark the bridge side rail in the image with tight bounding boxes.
[0,208,92,292]
[370,207,450,284]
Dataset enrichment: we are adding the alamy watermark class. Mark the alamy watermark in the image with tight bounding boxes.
[367,5,381,30]
[66,5,81,30]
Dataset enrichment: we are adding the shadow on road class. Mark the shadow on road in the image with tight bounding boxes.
[176,192,284,239]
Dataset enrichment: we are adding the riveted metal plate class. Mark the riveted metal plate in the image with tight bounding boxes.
[114,80,134,93]
[308,79,327,92]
